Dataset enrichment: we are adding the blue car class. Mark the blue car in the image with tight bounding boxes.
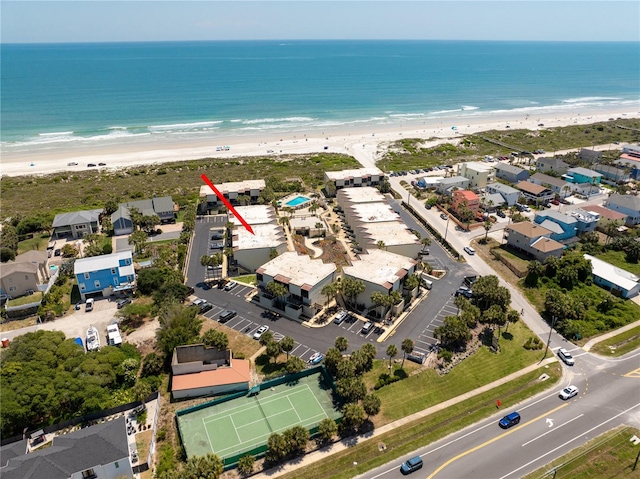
[400,456,423,474]
[308,352,324,365]
[499,412,521,429]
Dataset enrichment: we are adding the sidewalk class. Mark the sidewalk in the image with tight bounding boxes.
[252,357,558,479]
[582,319,640,352]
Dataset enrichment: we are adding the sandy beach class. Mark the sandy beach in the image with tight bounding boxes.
[1,106,638,178]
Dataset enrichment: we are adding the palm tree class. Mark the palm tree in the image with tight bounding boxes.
[321,282,340,307]
[400,339,414,369]
[370,291,388,319]
[266,281,288,309]
[128,230,148,254]
[376,240,386,250]
[483,219,492,242]
[386,344,398,369]
[309,202,320,216]
[421,237,432,247]
[335,336,348,352]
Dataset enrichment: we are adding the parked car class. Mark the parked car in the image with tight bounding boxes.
[198,302,213,314]
[464,246,476,255]
[400,456,423,475]
[85,298,94,312]
[496,210,506,218]
[54,248,61,257]
[333,310,348,324]
[67,162,78,166]
[361,321,374,334]
[253,325,269,340]
[440,213,448,220]
[308,352,324,365]
[559,385,579,400]
[551,199,560,205]
[219,310,237,323]
[224,280,238,291]
[192,298,205,307]
[87,163,96,167]
[557,348,575,366]
[499,412,521,429]
[116,298,131,309]
[455,286,473,298]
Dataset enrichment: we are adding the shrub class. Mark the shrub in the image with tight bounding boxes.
[373,373,402,390]
[523,336,543,350]
[438,349,453,363]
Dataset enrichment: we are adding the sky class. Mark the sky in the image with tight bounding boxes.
[2,1,639,44]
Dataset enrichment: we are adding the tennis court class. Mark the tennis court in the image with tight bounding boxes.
[177,370,341,463]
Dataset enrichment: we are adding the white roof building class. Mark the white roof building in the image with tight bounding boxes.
[336,187,386,204]
[584,254,640,299]
[74,251,134,277]
[229,205,277,226]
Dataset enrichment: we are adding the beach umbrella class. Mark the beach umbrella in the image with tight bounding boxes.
[451,126,457,130]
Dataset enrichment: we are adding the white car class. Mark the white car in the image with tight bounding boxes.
[464,246,476,255]
[253,325,269,340]
[559,385,579,400]
[557,348,575,366]
[224,280,238,291]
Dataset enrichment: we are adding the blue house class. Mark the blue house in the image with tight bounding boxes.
[533,210,578,242]
[74,251,135,301]
[564,167,602,185]
[604,194,640,225]
[584,254,640,299]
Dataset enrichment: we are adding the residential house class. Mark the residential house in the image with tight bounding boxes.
[536,157,570,176]
[582,205,628,229]
[480,193,506,211]
[171,345,251,399]
[256,252,337,321]
[593,164,630,183]
[324,167,385,195]
[604,194,640,225]
[74,251,135,301]
[577,148,603,164]
[229,205,288,273]
[486,183,520,206]
[533,210,578,242]
[568,208,599,234]
[515,181,555,205]
[494,163,530,184]
[615,155,640,180]
[584,254,640,299]
[111,196,176,236]
[0,251,49,299]
[505,222,564,262]
[452,190,480,217]
[622,145,640,158]
[529,173,572,197]
[0,416,133,479]
[342,249,417,312]
[337,187,421,258]
[435,176,470,195]
[564,167,602,186]
[456,162,495,188]
[52,209,103,239]
[199,179,266,211]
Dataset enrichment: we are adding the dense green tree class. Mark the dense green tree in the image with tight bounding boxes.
[472,275,511,312]
[266,281,288,308]
[341,277,365,307]
[334,336,348,352]
[280,336,295,359]
[266,341,282,364]
[323,347,343,376]
[128,229,148,254]
[434,315,472,349]
[525,260,545,287]
[283,425,310,455]
[0,224,19,252]
[321,281,340,306]
[341,403,365,432]
[386,344,398,369]
[285,356,306,374]
[136,268,166,295]
[265,432,288,463]
[0,247,16,262]
[103,200,119,216]
[154,282,190,306]
[156,303,203,358]
[258,330,274,347]
[505,309,520,332]
[317,418,338,444]
[335,377,367,403]
[181,453,224,479]
[141,352,165,377]
[400,338,414,369]
[237,454,255,476]
[336,358,356,380]
[201,330,229,350]
[362,394,382,418]
[358,343,377,372]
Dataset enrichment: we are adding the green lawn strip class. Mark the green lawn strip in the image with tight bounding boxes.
[374,322,551,422]
[235,274,257,286]
[6,291,43,307]
[596,249,640,277]
[278,365,562,479]
[522,425,640,479]
[589,325,640,357]
[17,234,50,254]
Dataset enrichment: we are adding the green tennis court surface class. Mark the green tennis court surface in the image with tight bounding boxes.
[177,371,341,463]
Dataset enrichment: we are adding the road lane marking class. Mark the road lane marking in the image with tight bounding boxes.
[521,414,583,447]
[499,401,640,479]
[426,403,569,479]
[623,367,640,378]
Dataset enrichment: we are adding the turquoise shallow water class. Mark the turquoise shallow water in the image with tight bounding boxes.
[285,196,311,207]
[1,40,639,151]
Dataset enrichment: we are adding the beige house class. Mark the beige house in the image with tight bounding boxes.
[199,179,266,210]
[324,167,385,195]
[505,222,564,262]
[1,251,49,299]
[456,162,495,188]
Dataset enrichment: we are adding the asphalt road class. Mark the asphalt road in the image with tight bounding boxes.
[354,348,640,479]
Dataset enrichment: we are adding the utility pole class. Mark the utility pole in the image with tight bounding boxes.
[543,316,558,359]
[444,215,450,241]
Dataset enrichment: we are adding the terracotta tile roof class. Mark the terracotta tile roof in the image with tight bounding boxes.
[507,222,552,238]
[172,360,251,391]
[531,237,564,252]
[582,205,627,221]
[516,181,548,195]
[455,190,479,202]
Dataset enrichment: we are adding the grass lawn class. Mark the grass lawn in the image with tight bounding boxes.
[278,364,562,479]
[6,291,43,307]
[373,321,550,423]
[522,425,640,479]
[235,274,257,286]
[596,249,640,276]
[17,233,50,254]
[200,320,261,360]
[589,325,640,357]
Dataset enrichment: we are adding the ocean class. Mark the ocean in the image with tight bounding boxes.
[1,40,639,153]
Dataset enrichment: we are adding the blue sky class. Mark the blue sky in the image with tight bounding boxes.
[2,1,639,43]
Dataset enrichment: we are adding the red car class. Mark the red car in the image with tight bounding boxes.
[551,199,560,205]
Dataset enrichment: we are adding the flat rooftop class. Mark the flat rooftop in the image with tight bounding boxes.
[325,167,384,181]
[336,187,386,204]
[229,205,277,226]
[348,203,400,223]
[257,251,336,288]
[343,249,416,287]
[199,179,266,197]
[290,217,325,229]
[459,161,495,173]
[358,221,420,247]
[233,224,286,251]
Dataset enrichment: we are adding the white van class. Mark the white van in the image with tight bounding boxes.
[420,275,433,290]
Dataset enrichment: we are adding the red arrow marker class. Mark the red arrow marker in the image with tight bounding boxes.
[200,174,255,235]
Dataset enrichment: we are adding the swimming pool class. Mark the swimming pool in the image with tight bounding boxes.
[285,195,311,207]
